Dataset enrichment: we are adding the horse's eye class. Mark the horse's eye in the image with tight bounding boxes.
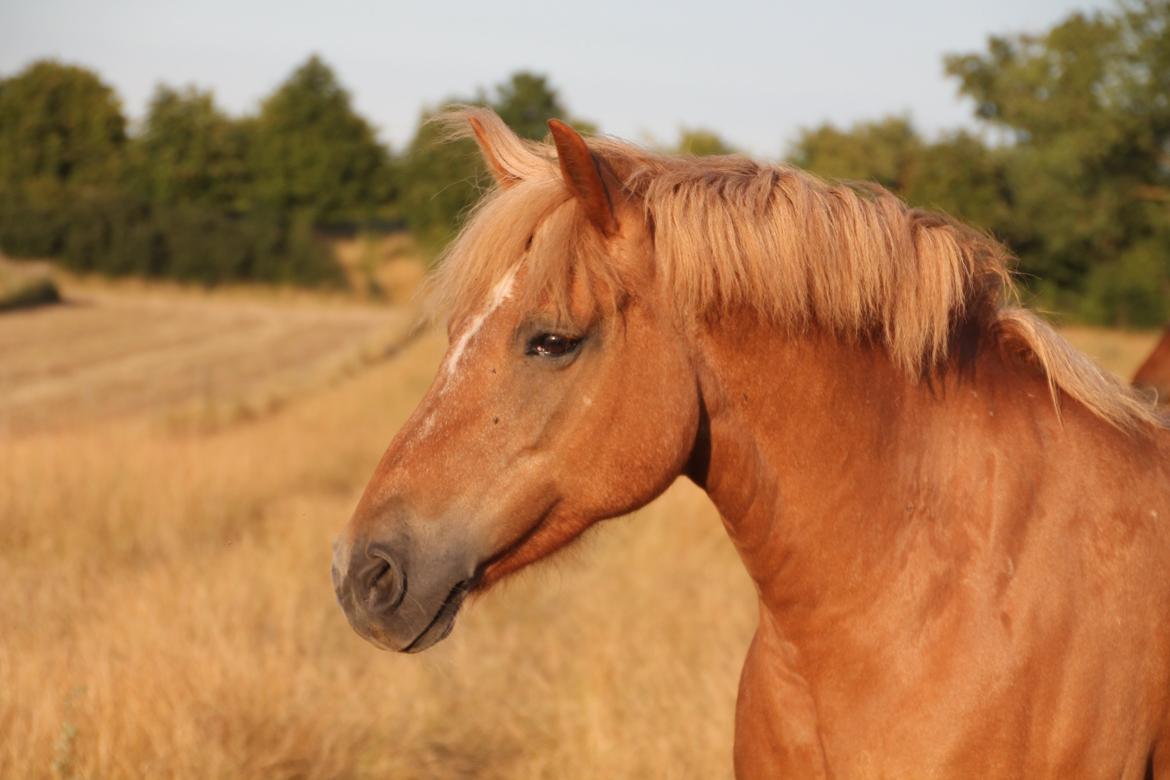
[526,333,582,358]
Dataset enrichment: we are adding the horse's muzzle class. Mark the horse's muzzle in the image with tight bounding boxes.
[332,531,478,653]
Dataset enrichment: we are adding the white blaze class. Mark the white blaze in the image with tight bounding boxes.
[444,266,518,379]
[409,267,520,444]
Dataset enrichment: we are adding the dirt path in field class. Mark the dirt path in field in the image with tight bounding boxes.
[0,286,420,435]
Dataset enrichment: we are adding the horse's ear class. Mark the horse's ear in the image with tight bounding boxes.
[548,119,618,236]
[468,115,520,188]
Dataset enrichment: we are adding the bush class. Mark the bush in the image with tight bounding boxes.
[150,205,249,283]
[0,185,70,257]
[0,186,340,287]
[1078,239,1170,328]
[59,193,143,274]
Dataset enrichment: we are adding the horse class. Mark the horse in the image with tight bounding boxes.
[1134,326,1170,404]
[332,108,1170,778]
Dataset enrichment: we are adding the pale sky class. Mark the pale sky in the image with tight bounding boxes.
[1,0,1112,157]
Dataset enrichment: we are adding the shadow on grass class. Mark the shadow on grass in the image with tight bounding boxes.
[0,273,61,313]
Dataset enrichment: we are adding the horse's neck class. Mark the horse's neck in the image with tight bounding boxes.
[688,315,1043,623]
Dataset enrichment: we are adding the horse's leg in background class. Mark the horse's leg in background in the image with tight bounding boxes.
[1153,720,1170,779]
[1132,326,1170,401]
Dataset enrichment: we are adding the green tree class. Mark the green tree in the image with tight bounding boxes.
[250,55,392,225]
[493,72,570,140]
[789,118,1014,247]
[676,128,736,156]
[0,60,126,189]
[0,60,127,256]
[903,132,1014,238]
[397,71,589,251]
[127,85,251,209]
[0,59,342,287]
[789,116,922,192]
[395,112,483,249]
[945,1,1170,324]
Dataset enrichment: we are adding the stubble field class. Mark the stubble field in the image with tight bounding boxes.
[0,274,1158,779]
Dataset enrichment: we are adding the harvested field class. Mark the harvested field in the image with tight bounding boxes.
[0,285,414,435]
[1,306,753,778]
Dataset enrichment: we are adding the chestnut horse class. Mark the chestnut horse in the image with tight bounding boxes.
[333,109,1170,778]
[1135,326,1170,404]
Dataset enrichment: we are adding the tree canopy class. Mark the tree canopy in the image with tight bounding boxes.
[676,128,736,156]
[396,71,589,247]
[943,1,1170,323]
[790,119,1012,239]
[0,60,126,189]
[249,55,392,225]
[791,0,1170,325]
[128,85,251,209]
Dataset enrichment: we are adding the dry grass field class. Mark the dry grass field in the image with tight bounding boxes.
[0,283,413,435]
[0,276,755,779]
[0,273,1160,779]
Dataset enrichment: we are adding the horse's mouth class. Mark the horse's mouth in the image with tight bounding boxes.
[402,578,473,653]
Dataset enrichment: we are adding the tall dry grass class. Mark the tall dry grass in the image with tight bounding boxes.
[1,327,755,779]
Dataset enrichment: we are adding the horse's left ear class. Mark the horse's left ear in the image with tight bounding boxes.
[548,119,618,236]
[468,115,520,188]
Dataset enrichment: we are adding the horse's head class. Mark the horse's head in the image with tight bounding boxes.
[333,113,701,652]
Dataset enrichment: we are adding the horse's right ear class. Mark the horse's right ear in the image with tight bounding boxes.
[468,115,520,189]
[548,119,619,236]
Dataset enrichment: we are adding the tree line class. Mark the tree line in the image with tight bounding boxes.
[0,56,392,286]
[0,0,1166,323]
[791,0,1169,326]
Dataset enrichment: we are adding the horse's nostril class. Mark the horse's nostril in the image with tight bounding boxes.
[363,546,406,613]
[368,559,391,588]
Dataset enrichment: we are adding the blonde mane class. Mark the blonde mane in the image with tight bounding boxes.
[429,107,1162,432]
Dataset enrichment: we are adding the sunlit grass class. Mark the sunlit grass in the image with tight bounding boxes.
[1,320,753,779]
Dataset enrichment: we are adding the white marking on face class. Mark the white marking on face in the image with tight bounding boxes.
[445,267,518,379]
[407,267,520,446]
[415,411,436,440]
